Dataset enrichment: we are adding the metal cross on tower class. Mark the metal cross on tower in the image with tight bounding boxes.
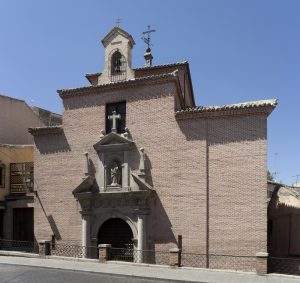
[142,25,156,67]
[115,17,122,27]
[142,25,156,49]
[108,110,121,133]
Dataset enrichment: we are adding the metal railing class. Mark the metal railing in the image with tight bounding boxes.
[108,248,170,265]
[208,254,256,272]
[5,239,300,275]
[0,239,38,254]
[269,256,300,275]
[51,242,98,258]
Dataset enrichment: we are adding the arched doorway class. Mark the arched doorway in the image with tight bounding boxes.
[98,218,134,261]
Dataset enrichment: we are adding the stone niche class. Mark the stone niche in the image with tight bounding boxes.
[93,131,134,192]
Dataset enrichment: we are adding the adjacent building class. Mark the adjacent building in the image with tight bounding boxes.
[0,94,61,242]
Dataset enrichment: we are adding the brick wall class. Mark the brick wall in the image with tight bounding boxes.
[33,81,267,257]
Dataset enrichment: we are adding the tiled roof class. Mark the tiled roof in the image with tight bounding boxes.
[176,99,278,118]
[58,71,179,97]
[134,61,188,71]
[84,61,188,78]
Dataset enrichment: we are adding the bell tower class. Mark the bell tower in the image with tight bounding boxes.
[98,26,135,84]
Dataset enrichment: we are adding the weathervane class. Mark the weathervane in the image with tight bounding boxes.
[141,25,156,67]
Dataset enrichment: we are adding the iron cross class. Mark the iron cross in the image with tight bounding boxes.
[108,110,121,133]
[142,25,156,49]
[116,17,122,27]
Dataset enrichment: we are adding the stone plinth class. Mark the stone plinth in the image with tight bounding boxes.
[169,247,181,267]
[256,252,268,275]
[98,244,111,263]
[38,240,51,257]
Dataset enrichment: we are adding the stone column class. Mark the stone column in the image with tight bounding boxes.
[255,252,268,275]
[81,212,90,258]
[137,214,146,263]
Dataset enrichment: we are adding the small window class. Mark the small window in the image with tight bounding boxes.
[105,101,126,134]
[0,164,5,188]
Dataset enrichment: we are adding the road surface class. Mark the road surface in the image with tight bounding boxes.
[0,263,191,283]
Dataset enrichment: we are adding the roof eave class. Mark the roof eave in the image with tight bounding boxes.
[58,72,181,99]
[175,101,278,119]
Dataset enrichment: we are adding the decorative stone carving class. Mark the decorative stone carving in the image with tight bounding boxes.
[84,152,89,177]
[94,131,134,192]
[139,148,146,179]
[109,161,121,186]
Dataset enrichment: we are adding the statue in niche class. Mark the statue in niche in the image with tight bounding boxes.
[109,161,121,186]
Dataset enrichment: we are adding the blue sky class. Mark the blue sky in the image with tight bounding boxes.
[0,0,299,185]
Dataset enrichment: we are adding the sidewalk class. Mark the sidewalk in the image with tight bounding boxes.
[0,253,299,283]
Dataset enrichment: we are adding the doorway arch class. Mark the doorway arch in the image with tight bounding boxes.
[97,218,133,249]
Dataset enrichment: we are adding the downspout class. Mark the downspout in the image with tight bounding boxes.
[206,119,210,268]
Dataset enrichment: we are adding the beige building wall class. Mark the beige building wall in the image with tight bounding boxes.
[0,145,33,200]
[0,95,44,145]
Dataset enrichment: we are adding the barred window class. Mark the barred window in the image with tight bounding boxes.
[10,162,33,193]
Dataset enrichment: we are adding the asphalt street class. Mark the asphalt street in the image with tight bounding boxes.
[0,263,191,283]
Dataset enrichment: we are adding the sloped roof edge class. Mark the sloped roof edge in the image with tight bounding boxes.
[101,26,135,47]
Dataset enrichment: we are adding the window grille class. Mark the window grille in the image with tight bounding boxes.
[10,162,33,194]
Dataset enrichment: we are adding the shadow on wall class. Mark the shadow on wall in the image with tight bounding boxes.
[62,86,172,110]
[128,142,154,188]
[176,116,266,144]
[35,132,71,154]
[47,215,62,241]
[268,186,300,257]
[149,196,177,250]
[35,191,62,241]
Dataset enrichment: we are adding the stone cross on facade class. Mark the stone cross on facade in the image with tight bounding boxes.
[108,110,121,133]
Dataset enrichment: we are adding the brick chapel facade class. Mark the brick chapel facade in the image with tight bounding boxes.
[30,27,277,267]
